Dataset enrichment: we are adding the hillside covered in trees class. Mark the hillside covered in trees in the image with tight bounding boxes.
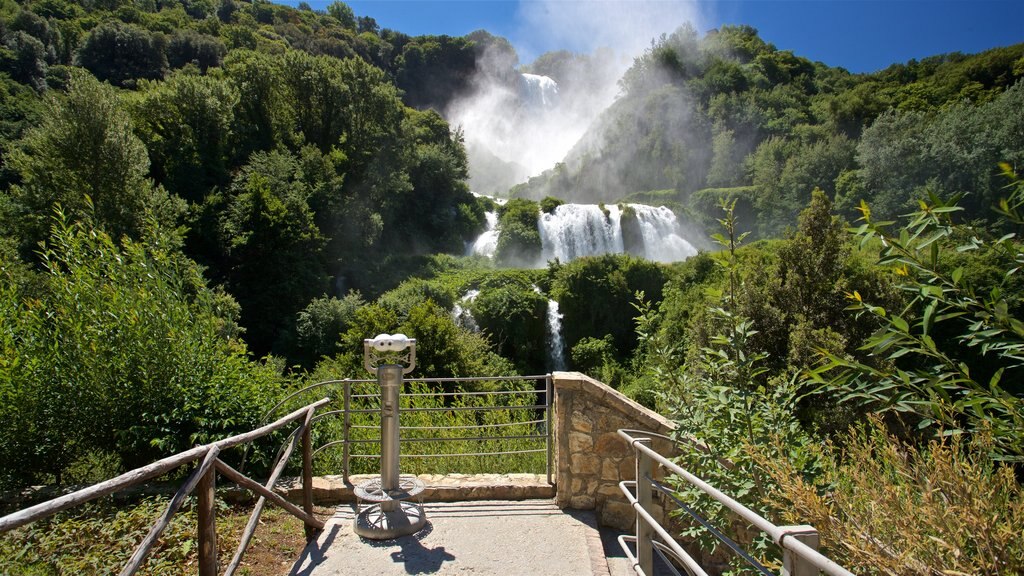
[513,25,1024,238]
[1,0,1023,573]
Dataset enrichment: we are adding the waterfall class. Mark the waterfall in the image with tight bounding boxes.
[452,289,480,332]
[519,73,559,109]
[468,210,500,257]
[630,205,699,262]
[546,299,567,371]
[539,204,624,262]
[466,201,698,266]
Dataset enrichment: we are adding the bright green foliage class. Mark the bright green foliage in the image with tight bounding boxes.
[0,218,280,487]
[130,71,238,202]
[293,292,365,369]
[539,196,564,214]
[5,71,181,253]
[550,254,668,359]
[470,274,549,373]
[495,198,542,267]
[813,168,1024,462]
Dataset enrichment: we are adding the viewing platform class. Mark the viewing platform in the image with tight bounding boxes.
[290,499,633,576]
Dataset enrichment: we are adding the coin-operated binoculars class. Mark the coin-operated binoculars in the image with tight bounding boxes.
[353,334,426,539]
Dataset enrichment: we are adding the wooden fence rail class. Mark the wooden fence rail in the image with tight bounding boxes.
[0,397,332,576]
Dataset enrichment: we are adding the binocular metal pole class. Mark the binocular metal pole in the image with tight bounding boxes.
[353,334,425,540]
[378,364,401,513]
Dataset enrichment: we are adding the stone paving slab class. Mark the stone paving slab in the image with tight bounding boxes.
[289,499,632,576]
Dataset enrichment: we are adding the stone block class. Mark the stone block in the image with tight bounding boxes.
[571,453,600,475]
[571,410,594,433]
[570,494,595,509]
[595,432,629,458]
[599,499,635,530]
[569,431,594,453]
[601,460,622,482]
[597,482,622,498]
[619,458,636,481]
[571,478,584,493]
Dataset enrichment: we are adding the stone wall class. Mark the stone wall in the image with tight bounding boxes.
[552,371,677,529]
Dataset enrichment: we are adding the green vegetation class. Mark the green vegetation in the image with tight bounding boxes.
[513,24,1024,239]
[0,1,1022,573]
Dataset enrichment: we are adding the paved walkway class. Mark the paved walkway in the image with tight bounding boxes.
[289,499,634,576]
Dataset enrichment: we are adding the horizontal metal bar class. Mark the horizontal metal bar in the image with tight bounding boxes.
[345,408,381,415]
[400,434,546,444]
[401,404,546,413]
[401,419,547,431]
[648,476,772,576]
[400,449,546,458]
[619,430,855,576]
[407,375,551,383]
[402,389,541,398]
[619,481,709,576]
[617,535,689,576]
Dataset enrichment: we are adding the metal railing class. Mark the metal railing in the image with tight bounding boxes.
[261,374,554,483]
[0,398,331,576]
[616,429,854,576]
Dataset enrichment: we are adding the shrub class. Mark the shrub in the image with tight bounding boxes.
[754,418,1024,575]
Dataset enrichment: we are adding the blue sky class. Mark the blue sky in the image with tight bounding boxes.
[294,0,1024,74]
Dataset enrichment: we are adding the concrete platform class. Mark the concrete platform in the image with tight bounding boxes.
[289,499,634,576]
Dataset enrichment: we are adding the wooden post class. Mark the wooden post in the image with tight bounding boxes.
[197,466,217,576]
[302,421,316,541]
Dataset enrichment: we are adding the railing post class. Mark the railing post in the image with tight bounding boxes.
[197,464,217,576]
[343,380,351,482]
[780,525,820,576]
[302,417,315,542]
[545,374,553,485]
[635,438,654,576]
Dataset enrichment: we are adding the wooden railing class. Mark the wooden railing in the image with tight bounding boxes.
[0,398,331,576]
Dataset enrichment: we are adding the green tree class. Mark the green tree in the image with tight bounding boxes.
[218,154,328,355]
[0,218,280,487]
[815,169,1024,462]
[131,71,238,202]
[5,71,179,253]
[75,21,167,87]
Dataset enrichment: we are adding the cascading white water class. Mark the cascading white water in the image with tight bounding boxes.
[546,299,567,371]
[539,204,624,262]
[519,73,559,109]
[629,205,698,262]
[468,211,500,258]
[452,289,480,332]
[468,201,698,265]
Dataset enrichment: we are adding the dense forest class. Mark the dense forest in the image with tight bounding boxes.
[0,0,1023,572]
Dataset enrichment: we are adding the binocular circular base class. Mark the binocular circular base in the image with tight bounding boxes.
[353,501,427,540]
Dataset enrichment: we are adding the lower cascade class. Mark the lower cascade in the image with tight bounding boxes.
[468,202,698,265]
[452,290,480,332]
[546,299,567,371]
[539,203,698,263]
